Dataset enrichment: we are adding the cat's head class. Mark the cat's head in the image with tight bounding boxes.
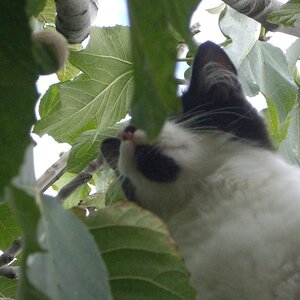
[101,41,273,217]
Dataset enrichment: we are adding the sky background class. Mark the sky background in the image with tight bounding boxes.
[34,0,294,183]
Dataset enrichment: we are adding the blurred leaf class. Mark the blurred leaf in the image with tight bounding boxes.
[220,7,297,123]
[67,126,121,173]
[26,0,47,16]
[0,277,17,298]
[52,172,91,209]
[0,1,38,198]
[27,196,112,300]
[268,0,300,27]
[37,0,56,24]
[0,202,21,251]
[7,187,46,300]
[128,0,199,139]
[83,202,196,300]
[34,26,133,144]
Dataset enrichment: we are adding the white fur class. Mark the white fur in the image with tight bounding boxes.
[118,120,300,299]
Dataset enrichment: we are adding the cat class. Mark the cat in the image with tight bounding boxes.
[101,41,300,299]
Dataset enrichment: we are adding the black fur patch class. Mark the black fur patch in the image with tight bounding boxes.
[135,145,180,183]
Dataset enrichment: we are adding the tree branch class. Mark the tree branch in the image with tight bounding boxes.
[55,0,99,43]
[0,237,23,268]
[37,151,70,193]
[222,0,300,38]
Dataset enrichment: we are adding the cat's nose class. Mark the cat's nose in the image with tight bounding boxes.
[121,125,136,141]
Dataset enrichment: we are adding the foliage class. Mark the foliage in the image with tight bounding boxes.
[1,0,300,299]
[268,0,300,27]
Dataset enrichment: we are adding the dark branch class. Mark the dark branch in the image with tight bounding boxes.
[0,237,23,268]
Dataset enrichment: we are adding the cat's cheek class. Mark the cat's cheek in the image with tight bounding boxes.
[118,140,136,177]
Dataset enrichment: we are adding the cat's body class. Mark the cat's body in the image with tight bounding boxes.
[101,42,300,299]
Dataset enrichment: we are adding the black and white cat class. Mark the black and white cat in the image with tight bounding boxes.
[101,41,300,299]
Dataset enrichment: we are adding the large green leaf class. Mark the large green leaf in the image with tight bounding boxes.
[128,0,199,139]
[7,187,47,300]
[220,7,297,123]
[26,196,112,300]
[0,202,21,251]
[83,202,196,300]
[34,26,133,143]
[0,1,39,198]
[268,0,300,27]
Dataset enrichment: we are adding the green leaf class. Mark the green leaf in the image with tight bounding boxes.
[7,187,46,300]
[220,7,297,122]
[268,0,300,27]
[38,83,61,118]
[0,202,21,251]
[0,277,17,298]
[37,0,56,24]
[27,196,112,300]
[83,202,196,300]
[286,38,300,74]
[26,0,47,16]
[279,101,300,165]
[34,26,133,143]
[67,126,121,173]
[128,0,199,139]
[104,178,125,206]
[52,172,91,208]
[263,98,291,148]
[56,59,80,82]
[0,1,39,197]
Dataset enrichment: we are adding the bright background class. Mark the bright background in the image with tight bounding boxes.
[33,0,294,182]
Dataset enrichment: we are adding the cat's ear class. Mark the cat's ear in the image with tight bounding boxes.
[101,138,121,171]
[183,41,240,110]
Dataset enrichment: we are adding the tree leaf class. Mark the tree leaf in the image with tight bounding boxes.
[67,126,121,174]
[37,0,56,24]
[220,7,297,122]
[128,0,199,139]
[0,202,21,251]
[268,0,300,27]
[279,101,300,165]
[34,26,133,144]
[0,1,39,198]
[7,187,47,300]
[26,196,112,300]
[263,98,291,148]
[0,277,17,299]
[286,38,300,73]
[83,202,196,300]
[56,59,80,82]
[26,0,47,16]
[52,172,91,208]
